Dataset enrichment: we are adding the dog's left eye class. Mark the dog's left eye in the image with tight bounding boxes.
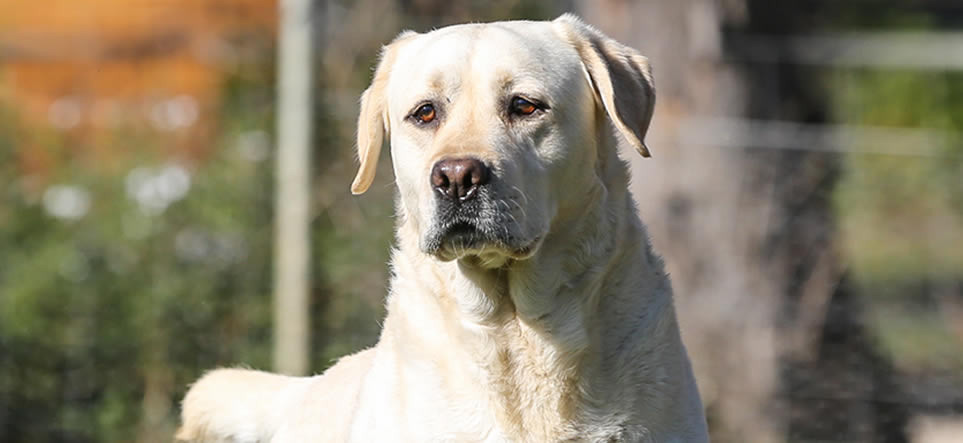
[509,97,538,116]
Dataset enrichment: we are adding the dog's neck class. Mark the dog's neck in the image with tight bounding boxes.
[385,147,671,439]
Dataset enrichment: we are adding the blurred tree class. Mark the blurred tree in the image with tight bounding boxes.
[728,2,910,441]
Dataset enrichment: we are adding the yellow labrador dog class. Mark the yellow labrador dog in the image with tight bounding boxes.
[178,14,708,443]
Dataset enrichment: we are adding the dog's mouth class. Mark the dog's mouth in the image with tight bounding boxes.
[424,219,541,266]
[439,220,486,251]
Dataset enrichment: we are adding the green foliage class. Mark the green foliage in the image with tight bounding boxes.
[0,65,393,441]
[0,105,277,440]
[833,70,963,281]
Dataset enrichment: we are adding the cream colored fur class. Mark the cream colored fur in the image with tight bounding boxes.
[178,14,708,443]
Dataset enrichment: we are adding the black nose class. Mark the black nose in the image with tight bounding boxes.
[430,158,491,202]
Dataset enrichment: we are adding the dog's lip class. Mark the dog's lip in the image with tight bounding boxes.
[443,221,479,240]
[431,220,486,256]
[431,221,542,263]
[507,235,541,259]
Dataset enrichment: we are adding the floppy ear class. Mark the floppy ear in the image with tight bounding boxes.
[554,14,656,158]
[351,31,416,195]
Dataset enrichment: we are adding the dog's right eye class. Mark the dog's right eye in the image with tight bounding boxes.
[412,103,436,124]
[510,97,537,116]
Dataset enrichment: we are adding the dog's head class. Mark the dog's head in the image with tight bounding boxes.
[351,15,655,268]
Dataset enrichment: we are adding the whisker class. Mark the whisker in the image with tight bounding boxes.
[508,197,528,222]
[511,185,530,206]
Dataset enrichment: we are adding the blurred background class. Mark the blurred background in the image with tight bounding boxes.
[0,0,961,442]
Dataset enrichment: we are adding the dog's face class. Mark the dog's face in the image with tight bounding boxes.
[351,15,656,268]
[387,21,594,266]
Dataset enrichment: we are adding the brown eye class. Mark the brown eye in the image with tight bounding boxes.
[414,103,436,124]
[510,97,537,116]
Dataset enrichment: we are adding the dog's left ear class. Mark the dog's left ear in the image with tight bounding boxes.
[554,14,655,158]
[351,31,417,195]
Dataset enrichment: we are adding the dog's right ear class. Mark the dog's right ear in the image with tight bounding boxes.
[351,31,417,195]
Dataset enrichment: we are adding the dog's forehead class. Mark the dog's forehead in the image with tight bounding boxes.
[388,20,581,109]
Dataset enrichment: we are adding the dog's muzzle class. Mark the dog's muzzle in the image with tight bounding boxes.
[423,157,493,256]
[421,157,500,258]
[422,157,540,264]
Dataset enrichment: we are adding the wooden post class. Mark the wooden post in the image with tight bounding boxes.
[273,0,313,376]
